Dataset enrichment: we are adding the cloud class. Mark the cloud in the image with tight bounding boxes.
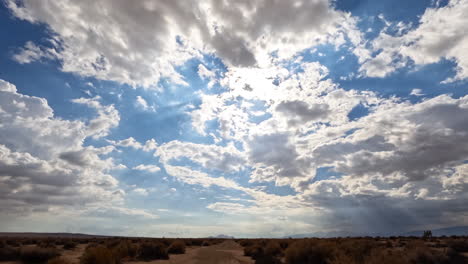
[198,64,216,88]
[132,188,149,196]
[157,141,246,172]
[6,0,357,87]
[83,206,158,219]
[135,96,156,112]
[110,137,158,153]
[71,97,120,139]
[410,89,424,96]
[357,0,468,82]
[133,164,161,173]
[0,79,123,215]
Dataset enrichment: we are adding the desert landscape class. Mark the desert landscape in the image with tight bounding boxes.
[1,234,468,264]
[2,0,468,264]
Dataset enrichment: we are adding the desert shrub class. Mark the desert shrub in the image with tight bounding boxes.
[80,245,120,264]
[244,243,264,259]
[20,246,60,263]
[168,240,186,254]
[47,257,71,264]
[239,240,253,247]
[6,239,22,247]
[138,242,168,260]
[85,242,99,250]
[63,241,77,250]
[265,241,282,256]
[279,239,291,250]
[201,240,210,246]
[363,248,408,264]
[340,239,375,262]
[285,239,335,264]
[448,239,468,252]
[189,239,203,246]
[254,254,282,264]
[113,241,138,259]
[0,246,20,261]
[38,241,57,249]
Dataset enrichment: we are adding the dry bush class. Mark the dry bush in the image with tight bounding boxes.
[62,240,77,250]
[340,239,376,262]
[201,240,211,246]
[448,239,468,252]
[113,240,138,259]
[138,242,168,260]
[47,257,71,264]
[20,246,60,263]
[0,246,20,261]
[363,248,408,264]
[285,239,335,264]
[244,243,264,259]
[168,240,186,254]
[264,241,282,257]
[80,245,120,264]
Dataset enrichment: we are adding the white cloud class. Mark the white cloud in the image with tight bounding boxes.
[135,96,156,112]
[410,88,424,96]
[133,164,161,173]
[6,0,358,87]
[157,141,246,172]
[132,188,149,196]
[357,0,468,82]
[198,64,216,88]
[0,79,123,215]
[71,96,120,139]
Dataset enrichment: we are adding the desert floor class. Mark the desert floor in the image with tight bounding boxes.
[0,241,253,264]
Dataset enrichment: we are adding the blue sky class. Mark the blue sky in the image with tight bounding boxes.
[0,0,467,238]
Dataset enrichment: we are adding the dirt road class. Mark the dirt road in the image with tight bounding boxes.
[126,241,253,264]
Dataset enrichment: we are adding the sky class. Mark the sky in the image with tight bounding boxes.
[0,0,467,238]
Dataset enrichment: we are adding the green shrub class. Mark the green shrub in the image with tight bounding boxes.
[80,246,120,264]
[138,242,168,260]
[168,240,186,254]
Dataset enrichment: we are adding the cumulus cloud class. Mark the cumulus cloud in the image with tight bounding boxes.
[357,0,468,81]
[71,97,120,139]
[6,0,358,87]
[157,141,246,172]
[109,137,158,152]
[135,96,156,112]
[133,164,161,173]
[0,79,123,215]
[181,60,468,231]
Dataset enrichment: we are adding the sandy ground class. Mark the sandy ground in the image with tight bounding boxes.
[126,241,253,264]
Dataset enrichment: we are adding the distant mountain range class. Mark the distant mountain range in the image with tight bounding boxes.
[2,227,467,239]
[403,226,468,237]
[208,234,235,239]
[0,232,109,238]
[285,226,468,238]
